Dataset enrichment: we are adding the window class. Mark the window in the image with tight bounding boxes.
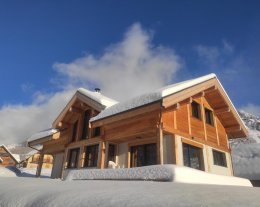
[71,120,78,142]
[85,144,99,168]
[107,144,116,166]
[205,108,214,126]
[81,110,91,140]
[92,127,101,137]
[131,143,157,167]
[191,101,201,119]
[68,148,80,168]
[213,150,227,167]
[183,143,204,170]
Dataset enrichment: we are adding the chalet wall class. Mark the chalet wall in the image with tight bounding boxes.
[162,95,229,152]
[175,135,232,175]
[104,111,159,141]
[207,146,233,176]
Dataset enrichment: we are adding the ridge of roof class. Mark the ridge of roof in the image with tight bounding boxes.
[77,88,118,108]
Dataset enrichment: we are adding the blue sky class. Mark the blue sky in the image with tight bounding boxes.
[0,1,260,144]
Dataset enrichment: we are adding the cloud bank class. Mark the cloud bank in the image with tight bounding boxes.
[54,23,181,101]
[0,23,182,145]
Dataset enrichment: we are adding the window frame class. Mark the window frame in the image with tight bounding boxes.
[67,148,80,169]
[71,120,78,142]
[107,144,116,166]
[92,127,101,137]
[212,149,227,167]
[191,101,201,120]
[84,144,99,168]
[81,110,91,140]
[182,143,204,171]
[205,108,214,126]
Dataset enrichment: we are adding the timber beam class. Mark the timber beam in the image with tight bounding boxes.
[69,106,82,114]
[57,121,70,129]
[226,125,241,133]
[214,107,230,115]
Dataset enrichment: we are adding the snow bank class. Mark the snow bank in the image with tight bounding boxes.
[64,165,252,187]
[64,165,172,181]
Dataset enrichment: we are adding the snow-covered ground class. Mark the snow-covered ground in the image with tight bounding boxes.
[0,167,51,178]
[0,177,259,207]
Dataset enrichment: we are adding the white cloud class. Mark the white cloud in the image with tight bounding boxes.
[0,90,74,145]
[240,103,260,117]
[0,23,182,145]
[54,23,181,101]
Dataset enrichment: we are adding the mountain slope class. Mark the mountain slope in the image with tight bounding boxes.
[231,111,260,180]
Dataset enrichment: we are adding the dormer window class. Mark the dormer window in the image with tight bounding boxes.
[81,110,91,140]
[191,101,201,119]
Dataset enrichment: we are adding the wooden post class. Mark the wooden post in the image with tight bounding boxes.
[99,141,106,169]
[104,141,109,168]
[201,97,207,141]
[157,123,164,165]
[36,151,44,177]
[78,146,84,168]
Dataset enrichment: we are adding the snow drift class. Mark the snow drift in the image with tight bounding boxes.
[64,165,252,187]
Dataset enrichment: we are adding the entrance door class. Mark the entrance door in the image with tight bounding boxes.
[183,143,204,170]
[130,143,157,167]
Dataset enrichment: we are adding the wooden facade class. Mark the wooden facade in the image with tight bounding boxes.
[28,75,247,178]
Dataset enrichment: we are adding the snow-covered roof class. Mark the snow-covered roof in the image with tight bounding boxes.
[28,128,59,142]
[77,88,118,108]
[91,73,216,122]
[0,145,20,163]
[7,146,38,162]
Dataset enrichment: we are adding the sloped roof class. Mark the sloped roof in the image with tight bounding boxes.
[91,74,217,122]
[28,128,59,142]
[7,146,38,162]
[52,88,118,128]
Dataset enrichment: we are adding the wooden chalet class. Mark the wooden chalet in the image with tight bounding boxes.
[28,74,247,178]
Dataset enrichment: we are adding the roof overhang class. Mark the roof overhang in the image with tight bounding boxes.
[28,131,60,146]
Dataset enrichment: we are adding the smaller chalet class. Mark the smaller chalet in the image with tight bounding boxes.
[0,145,19,167]
[28,74,247,179]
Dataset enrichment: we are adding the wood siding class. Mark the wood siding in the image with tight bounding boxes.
[162,95,229,152]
